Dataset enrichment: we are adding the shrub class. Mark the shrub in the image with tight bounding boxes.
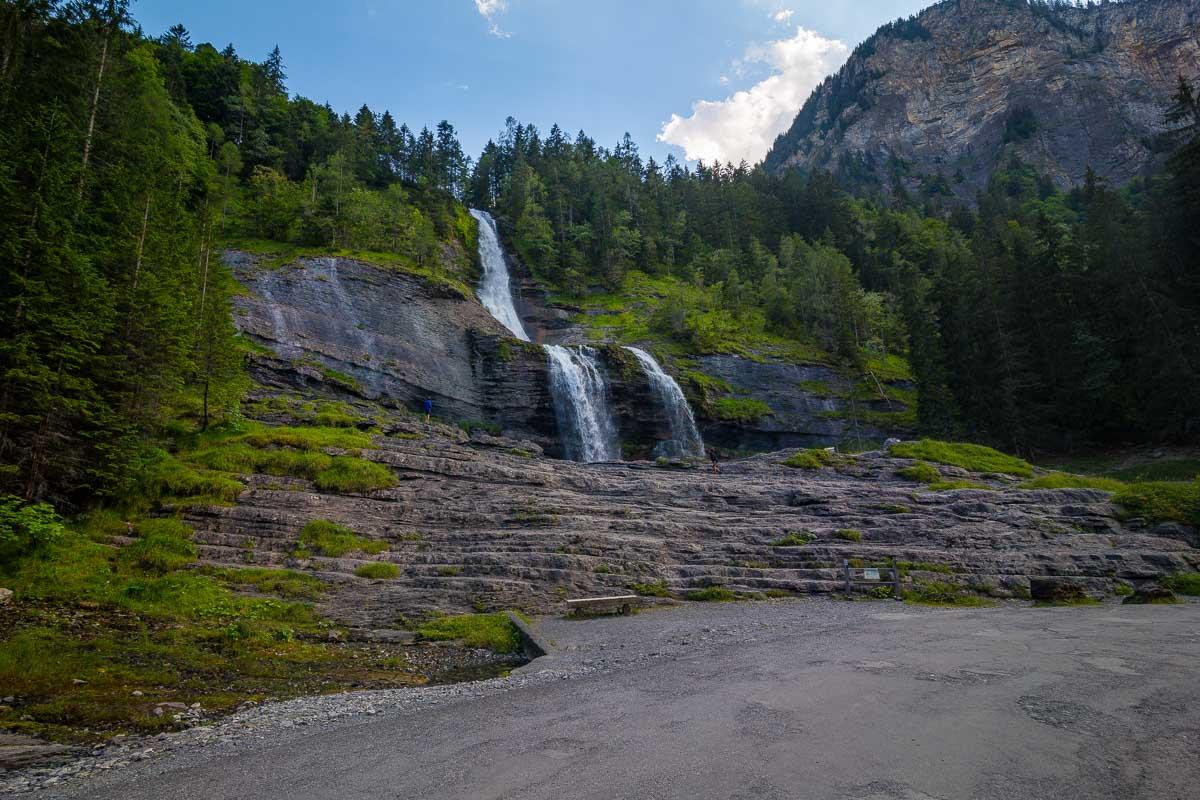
[459,420,501,436]
[355,563,400,580]
[897,461,939,483]
[904,581,990,606]
[1161,573,1200,596]
[416,613,520,653]
[771,531,815,547]
[710,398,773,422]
[298,520,386,557]
[782,449,837,469]
[436,565,461,577]
[0,495,65,566]
[834,529,863,542]
[629,580,671,597]
[1112,480,1200,526]
[685,586,738,602]
[890,439,1033,477]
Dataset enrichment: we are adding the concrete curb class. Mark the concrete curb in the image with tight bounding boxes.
[506,612,549,660]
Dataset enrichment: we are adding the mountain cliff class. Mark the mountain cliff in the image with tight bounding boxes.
[764,0,1200,197]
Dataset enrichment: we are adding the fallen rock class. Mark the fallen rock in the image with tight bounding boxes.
[0,734,75,770]
[0,588,12,605]
[1123,584,1177,605]
[1029,577,1088,603]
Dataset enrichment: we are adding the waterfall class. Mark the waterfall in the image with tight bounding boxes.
[469,209,530,341]
[545,345,621,462]
[624,347,706,460]
[470,207,621,462]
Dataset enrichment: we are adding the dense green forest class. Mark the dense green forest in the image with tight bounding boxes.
[2,2,1198,510]
[0,2,474,505]
[472,78,1200,454]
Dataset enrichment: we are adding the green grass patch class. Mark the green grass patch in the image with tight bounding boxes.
[1112,480,1200,526]
[685,586,738,602]
[903,581,990,607]
[898,561,955,575]
[313,457,397,493]
[771,531,815,547]
[834,529,863,542]
[1102,458,1200,483]
[1019,472,1125,492]
[929,480,993,491]
[890,439,1033,477]
[298,520,387,558]
[1161,572,1200,596]
[209,567,325,600]
[897,461,940,484]
[710,397,773,422]
[459,419,502,436]
[354,562,400,580]
[782,448,847,469]
[415,613,520,653]
[118,519,196,575]
[629,580,672,597]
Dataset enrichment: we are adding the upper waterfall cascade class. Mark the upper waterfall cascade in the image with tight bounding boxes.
[624,347,706,459]
[469,209,530,342]
[470,208,620,462]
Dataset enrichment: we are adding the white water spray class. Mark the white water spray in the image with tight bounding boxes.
[469,209,530,341]
[624,347,706,459]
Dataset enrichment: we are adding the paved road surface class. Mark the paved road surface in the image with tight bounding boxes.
[37,600,1200,800]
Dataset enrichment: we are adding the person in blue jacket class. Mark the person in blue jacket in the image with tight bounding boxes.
[422,398,433,422]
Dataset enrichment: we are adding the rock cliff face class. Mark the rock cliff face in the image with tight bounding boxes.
[765,0,1200,197]
[228,251,911,459]
[228,251,559,449]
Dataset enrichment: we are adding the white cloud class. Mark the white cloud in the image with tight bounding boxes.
[474,0,511,37]
[773,9,794,23]
[658,27,848,165]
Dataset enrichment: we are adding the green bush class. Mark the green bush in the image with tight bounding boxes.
[903,581,990,606]
[1112,480,1200,526]
[685,586,738,602]
[1161,573,1200,596]
[354,562,400,580]
[782,449,838,469]
[0,495,65,566]
[890,439,1033,477]
[771,531,815,547]
[897,461,940,483]
[710,398,773,422]
[834,529,863,542]
[298,520,387,557]
[629,580,671,597]
[416,612,520,653]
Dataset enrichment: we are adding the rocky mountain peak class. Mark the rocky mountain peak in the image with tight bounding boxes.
[764,0,1200,199]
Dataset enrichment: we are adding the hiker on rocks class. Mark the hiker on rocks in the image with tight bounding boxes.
[423,398,433,423]
[709,450,720,474]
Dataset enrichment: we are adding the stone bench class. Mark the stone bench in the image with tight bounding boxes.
[566,594,639,616]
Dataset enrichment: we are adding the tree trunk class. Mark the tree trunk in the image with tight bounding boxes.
[76,29,110,203]
[131,192,150,291]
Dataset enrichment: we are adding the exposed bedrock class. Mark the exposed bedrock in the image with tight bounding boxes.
[179,429,1199,627]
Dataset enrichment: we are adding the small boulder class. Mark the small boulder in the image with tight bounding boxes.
[0,588,12,605]
[1123,584,1176,605]
[1029,577,1088,603]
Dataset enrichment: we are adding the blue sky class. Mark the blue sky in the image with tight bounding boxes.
[135,0,927,165]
